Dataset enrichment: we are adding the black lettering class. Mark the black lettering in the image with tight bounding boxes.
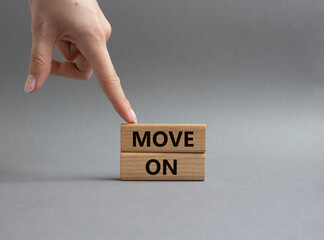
[153,131,168,147]
[133,131,150,147]
[184,131,194,147]
[163,159,177,175]
[169,131,182,147]
[146,159,160,175]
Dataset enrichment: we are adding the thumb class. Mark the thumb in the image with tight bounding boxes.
[25,33,55,93]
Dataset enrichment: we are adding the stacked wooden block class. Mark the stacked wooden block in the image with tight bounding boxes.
[120,124,206,180]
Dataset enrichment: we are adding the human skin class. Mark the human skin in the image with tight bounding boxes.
[25,0,137,123]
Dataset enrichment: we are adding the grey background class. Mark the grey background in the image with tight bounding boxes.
[0,0,323,239]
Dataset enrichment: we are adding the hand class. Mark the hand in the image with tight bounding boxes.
[25,0,137,123]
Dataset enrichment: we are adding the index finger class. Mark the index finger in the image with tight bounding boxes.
[82,40,137,123]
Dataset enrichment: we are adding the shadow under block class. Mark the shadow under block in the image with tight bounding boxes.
[120,153,205,181]
[121,124,206,153]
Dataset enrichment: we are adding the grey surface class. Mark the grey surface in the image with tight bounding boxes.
[0,0,324,239]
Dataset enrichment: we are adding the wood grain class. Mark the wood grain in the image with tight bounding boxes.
[120,152,205,181]
[121,124,206,153]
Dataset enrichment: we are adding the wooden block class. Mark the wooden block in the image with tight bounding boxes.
[121,124,206,153]
[120,152,205,181]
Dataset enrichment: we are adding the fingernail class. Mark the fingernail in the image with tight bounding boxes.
[24,74,36,93]
[130,109,137,123]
